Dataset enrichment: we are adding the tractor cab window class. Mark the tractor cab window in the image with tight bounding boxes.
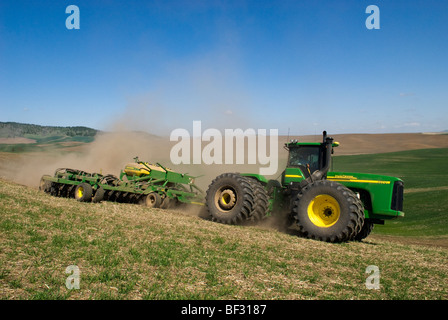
[288,146,322,173]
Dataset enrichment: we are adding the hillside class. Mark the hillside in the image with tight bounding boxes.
[0,122,98,152]
[0,178,447,300]
[0,122,98,138]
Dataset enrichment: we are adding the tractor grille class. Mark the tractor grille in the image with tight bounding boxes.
[391,181,404,212]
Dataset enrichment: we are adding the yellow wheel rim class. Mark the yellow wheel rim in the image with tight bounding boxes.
[215,188,236,212]
[77,186,84,199]
[307,194,340,228]
[222,193,231,205]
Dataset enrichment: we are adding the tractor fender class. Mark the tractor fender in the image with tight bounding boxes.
[240,173,268,185]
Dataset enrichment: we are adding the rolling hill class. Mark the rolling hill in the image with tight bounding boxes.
[0,122,98,152]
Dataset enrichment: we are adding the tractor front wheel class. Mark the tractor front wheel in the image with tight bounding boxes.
[292,180,364,242]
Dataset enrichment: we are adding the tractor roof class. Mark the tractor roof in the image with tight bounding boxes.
[285,140,340,148]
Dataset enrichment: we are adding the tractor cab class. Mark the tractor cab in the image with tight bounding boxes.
[283,132,339,186]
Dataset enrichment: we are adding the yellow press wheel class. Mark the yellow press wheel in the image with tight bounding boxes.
[74,183,93,202]
[76,186,84,198]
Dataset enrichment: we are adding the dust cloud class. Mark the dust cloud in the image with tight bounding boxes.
[0,80,285,192]
[0,128,286,192]
[0,131,170,188]
[0,127,284,228]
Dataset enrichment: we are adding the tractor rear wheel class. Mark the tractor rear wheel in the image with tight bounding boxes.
[292,180,364,242]
[205,173,255,224]
[74,183,93,202]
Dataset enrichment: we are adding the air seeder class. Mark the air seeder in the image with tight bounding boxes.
[39,157,204,209]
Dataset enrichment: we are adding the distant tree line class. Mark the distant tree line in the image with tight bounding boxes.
[0,122,98,138]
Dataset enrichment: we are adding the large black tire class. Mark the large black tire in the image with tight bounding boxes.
[205,173,255,224]
[354,219,374,241]
[74,183,93,202]
[92,186,105,203]
[246,178,269,222]
[292,180,364,243]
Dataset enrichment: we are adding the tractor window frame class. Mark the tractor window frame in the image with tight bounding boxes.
[287,145,324,173]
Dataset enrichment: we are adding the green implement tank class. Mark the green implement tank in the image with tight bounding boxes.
[39,156,205,209]
[204,131,404,243]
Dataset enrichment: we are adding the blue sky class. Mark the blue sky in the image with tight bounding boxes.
[0,0,447,135]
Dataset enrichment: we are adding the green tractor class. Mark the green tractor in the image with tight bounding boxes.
[205,131,404,242]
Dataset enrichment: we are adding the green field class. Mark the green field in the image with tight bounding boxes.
[333,148,448,237]
[0,135,95,153]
